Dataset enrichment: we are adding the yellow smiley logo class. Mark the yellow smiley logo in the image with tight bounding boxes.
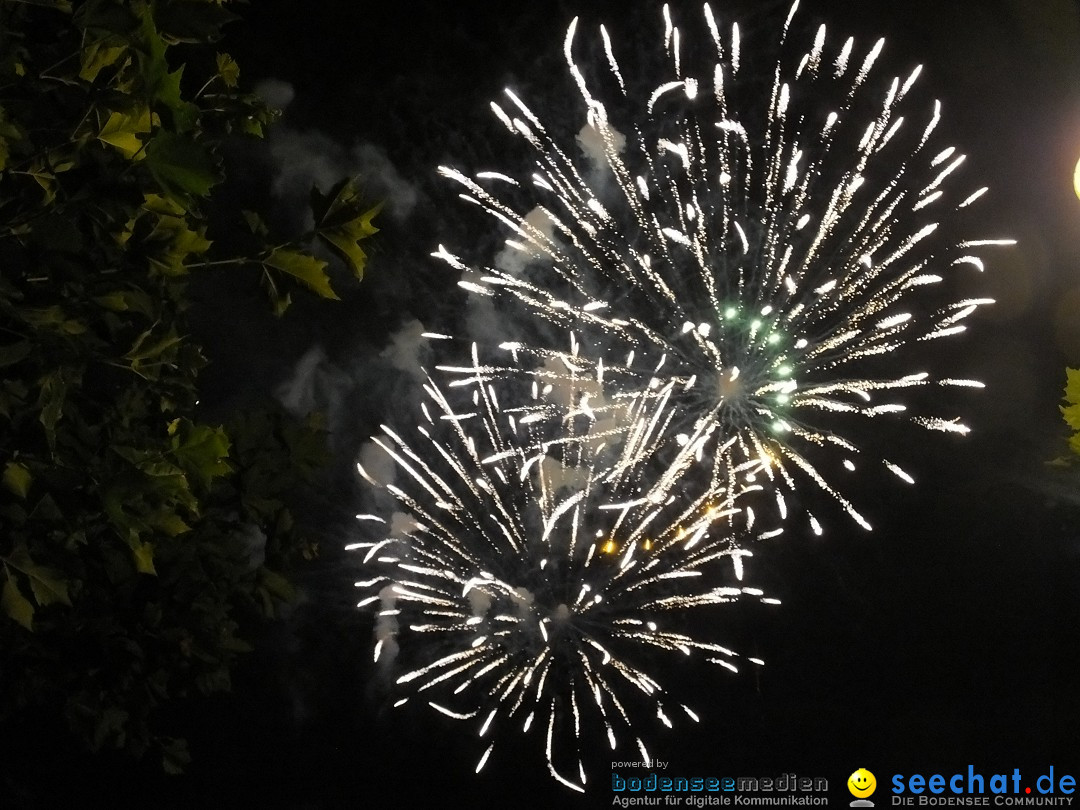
[848,768,877,798]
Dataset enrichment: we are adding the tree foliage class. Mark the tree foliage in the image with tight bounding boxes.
[1059,368,1080,460]
[0,0,376,771]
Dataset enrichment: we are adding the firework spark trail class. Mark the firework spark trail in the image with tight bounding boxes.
[434,336,786,543]
[434,2,1013,532]
[352,372,776,791]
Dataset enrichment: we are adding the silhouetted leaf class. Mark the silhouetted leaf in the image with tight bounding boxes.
[168,418,231,490]
[310,178,380,279]
[145,133,219,198]
[1061,368,1080,431]
[215,52,238,87]
[132,542,156,575]
[97,107,152,159]
[2,573,34,631]
[263,247,337,300]
[2,462,32,499]
[37,370,68,450]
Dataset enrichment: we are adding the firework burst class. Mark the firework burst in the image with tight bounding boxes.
[434,1,1013,532]
[352,370,775,791]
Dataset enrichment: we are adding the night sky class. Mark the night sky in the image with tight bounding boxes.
[33,1,1080,807]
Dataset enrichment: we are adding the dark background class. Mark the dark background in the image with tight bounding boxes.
[26,1,1080,807]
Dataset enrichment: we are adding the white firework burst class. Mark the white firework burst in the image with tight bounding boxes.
[434,1,1013,532]
[352,372,775,791]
